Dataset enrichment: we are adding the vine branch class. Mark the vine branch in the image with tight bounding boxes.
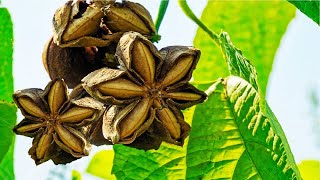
[178,0,220,46]
[155,0,169,32]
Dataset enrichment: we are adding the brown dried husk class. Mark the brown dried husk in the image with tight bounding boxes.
[53,0,120,47]
[13,79,104,165]
[52,0,157,47]
[102,1,157,38]
[42,38,115,88]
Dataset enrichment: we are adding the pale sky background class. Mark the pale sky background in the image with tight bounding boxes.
[2,0,320,179]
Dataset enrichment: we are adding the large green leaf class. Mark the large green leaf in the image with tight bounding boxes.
[187,29,301,179]
[0,8,16,179]
[186,76,301,179]
[193,1,295,94]
[193,28,301,179]
[0,8,14,102]
[288,0,320,25]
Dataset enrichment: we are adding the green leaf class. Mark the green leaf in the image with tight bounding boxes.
[71,170,82,180]
[0,143,15,180]
[193,1,295,94]
[112,107,196,179]
[0,7,15,179]
[220,32,259,91]
[113,143,185,180]
[298,160,320,180]
[0,8,14,102]
[0,102,16,162]
[86,150,116,180]
[288,0,320,25]
[186,76,301,179]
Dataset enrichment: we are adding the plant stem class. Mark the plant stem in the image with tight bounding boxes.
[178,0,220,46]
[155,0,169,32]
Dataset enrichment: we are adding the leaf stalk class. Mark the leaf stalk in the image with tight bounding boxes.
[155,0,170,32]
[178,0,220,46]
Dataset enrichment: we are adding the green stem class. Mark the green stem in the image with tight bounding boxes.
[178,0,220,46]
[155,0,169,32]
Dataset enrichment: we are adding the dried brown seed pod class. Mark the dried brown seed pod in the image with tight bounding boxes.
[42,38,117,88]
[82,32,206,148]
[47,0,159,87]
[52,0,158,48]
[13,79,104,165]
[53,0,118,47]
[103,1,158,41]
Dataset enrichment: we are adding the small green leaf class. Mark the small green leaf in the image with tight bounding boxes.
[72,170,82,180]
[298,160,320,180]
[288,0,320,25]
[220,32,258,91]
[193,1,295,94]
[87,150,116,180]
[186,76,301,179]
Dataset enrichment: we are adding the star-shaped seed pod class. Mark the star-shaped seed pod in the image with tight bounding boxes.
[13,79,104,165]
[53,0,158,48]
[82,32,207,147]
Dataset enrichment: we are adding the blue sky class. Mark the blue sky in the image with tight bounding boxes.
[2,0,320,179]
